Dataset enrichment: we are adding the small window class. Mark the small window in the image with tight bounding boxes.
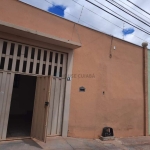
[17,45,22,56]
[60,54,63,64]
[37,49,41,60]
[22,61,27,72]
[15,60,20,71]
[36,63,40,74]
[10,43,15,55]
[79,87,85,92]
[29,62,33,73]
[48,65,51,75]
[2,42,7,54]
[8,58,13,70]
[55,53,58,63]
[49,52,53,62]
[54,66,57,76]
[0,57,5,69]
[59,67,62,77]
[43,51,47,61]
[42,64,46,75]
[31,48,35,59]
[24,46,28,58]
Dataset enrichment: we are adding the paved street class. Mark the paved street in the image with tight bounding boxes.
[1,136,150,150]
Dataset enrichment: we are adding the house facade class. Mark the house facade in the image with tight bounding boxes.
[0,0,149,141]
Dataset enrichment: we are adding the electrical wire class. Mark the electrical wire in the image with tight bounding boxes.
[127,0,150,16]
[110,0,150,24]
[72,0,150,44]
[86,0,150,35]
[44,0,100,31]
[72,0,123,29]
[104,0,150,27]
[73,0,150,35]
[118,0,150,20]
[92,0,150,34]
[44,0,149,44]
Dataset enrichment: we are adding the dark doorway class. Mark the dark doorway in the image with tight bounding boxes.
[7,74,37,138]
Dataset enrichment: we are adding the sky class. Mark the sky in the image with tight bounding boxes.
[20,0,150,48]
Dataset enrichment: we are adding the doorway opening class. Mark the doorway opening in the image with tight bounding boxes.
[6,74,37,138]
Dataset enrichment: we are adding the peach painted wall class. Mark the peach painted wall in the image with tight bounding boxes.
[68,30,144,138]
[0,0,144,138]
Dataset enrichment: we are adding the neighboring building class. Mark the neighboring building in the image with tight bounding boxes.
[148,49,150,135]
[0,0,148,142]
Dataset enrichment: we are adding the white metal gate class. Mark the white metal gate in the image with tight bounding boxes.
[0,39,68,140]
[0,39,67,77]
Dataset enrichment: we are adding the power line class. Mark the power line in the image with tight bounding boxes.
[44,0,149,45]
[45,0,150,35]
[86,0,150,35]
[127,0,150,16]
[111,0,150,24]
[72,0,150,44]
[72,0,123,29]
[118,0,150,20]
[105,0,150,27]
[72,0,149,34]
[44,0,100,31]
[92,0,150,34]
[72,0,149,44]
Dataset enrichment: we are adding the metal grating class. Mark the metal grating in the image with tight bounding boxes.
[0,39,67,77]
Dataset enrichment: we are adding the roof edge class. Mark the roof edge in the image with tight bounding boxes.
[0,20,81,49]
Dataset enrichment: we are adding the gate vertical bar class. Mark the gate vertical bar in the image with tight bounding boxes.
[47,77,55,135]
[19,45,25,72]
[26,46,32,73]
[39,50,44,75]
[45,50,50,76]
[4,43,11,71]
[57,78,66,135]
[0,72,7,139]
[32,48,38,74]
[11,44,18,72]
[2,73,14,139]
[0,40,3,65]
[51,78,61,135]
[51,52,56,76]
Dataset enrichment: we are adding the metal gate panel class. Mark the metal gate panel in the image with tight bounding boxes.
[0,72,14,140]
[0,39,67,77]
[47,77,66,136]
[47,77,55,135]
[57,78,66,135]
[51,78,61,135]
[31,76,52,142]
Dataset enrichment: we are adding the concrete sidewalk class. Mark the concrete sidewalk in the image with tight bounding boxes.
[1,136,150,150]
